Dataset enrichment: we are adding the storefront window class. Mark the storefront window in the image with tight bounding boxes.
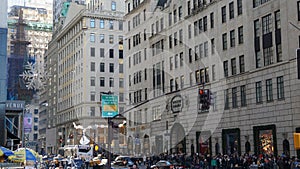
[253,125,277,156]
[196,131,212,155]
[222,128,241,155]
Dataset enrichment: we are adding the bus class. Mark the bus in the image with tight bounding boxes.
[58,145,93,161]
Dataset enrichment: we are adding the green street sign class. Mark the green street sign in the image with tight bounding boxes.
[101,95,118,118]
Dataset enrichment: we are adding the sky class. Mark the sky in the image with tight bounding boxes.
[8,0,53,11]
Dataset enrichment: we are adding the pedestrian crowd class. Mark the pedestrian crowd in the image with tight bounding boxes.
[144,153,300,169]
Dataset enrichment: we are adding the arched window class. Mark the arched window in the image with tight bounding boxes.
[283,139,290,157]
[245,141,250,154]
[215,142,220,155]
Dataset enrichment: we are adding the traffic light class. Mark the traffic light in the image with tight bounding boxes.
[297,48,300,79]
[198,89,211,111]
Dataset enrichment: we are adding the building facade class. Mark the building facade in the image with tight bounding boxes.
[45,0,126,154]
[0,0,8,146]
[124,0,300,157]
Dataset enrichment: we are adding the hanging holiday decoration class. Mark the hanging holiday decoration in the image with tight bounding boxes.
[20,62,50,90]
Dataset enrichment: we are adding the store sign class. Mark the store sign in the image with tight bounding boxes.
[5,100,25,111]
[101,95,118,118]
[171,95,183,113]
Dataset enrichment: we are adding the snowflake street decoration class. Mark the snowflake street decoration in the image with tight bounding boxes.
[20,62,51,90]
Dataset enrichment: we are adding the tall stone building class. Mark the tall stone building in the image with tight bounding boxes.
[124,0,300,157]
[0,0,8,146]
[45,0,126,154]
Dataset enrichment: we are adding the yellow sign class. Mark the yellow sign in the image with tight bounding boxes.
[294,133,300,149]
[103,105,117,112]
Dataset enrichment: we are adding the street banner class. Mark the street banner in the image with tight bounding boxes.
[101,95,118,118]
[24,113,32,134]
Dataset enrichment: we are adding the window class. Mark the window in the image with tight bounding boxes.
[109,77,114,87]
[119,78,124,88]
[100,77,105,87]
[119,21,123,30]
[240,85,246,107]
[144,68,147,80]
[109,49,114,58]
[232,87,238,108]
[90,107,95,116]
[90,33,95,42]
[224,61,228,77]
[145,88,148,100]
[238,26,243,44]
[222,33,227,50]
[91,77,95,86]
[212,65,216,81]
[239,55,245,73]
[230,30,235,47]
[221,6,226,23]
[128,21,131,31]
[100,34,104,43]
[112,1,116,11]
[298,1,300,21]
[109,20,114,30]
[179,6,182,20]
[187,1,191,15]
[198,19,203,33]
[188,25,192,39]
[175,77,179,90]
[109,63,114,73]
[34,117,38,123]
[263,47,274,66]
[180,52,183,67]
[254,19,260,38]
[204,42,208,57]
[203,16,207,32]
[262,14,272,35]
[189,48,192,63]
[180,75,184,89]
[174,32,178,46]
[169,35,172,48]
[119,50,123,59]
[100,48,104,57]
[179,29,183,44]
[170,79,174,92]
[211,38,215,54]
[189,72,193,86]
[91,62,95,71]
[224,89,229,109]
[208,13,214,29]
[231,58,237,75]
[119,93,124,102]
[160,18,164,31]
[256,51,262,68]
[90,18,95,28]
[34,134,38,140]
[100,19,104,28]
[277,76,284,99]
[34,126,38,131]
[90,47,95,57]
[173,9,177,23]
[174,54,178,68]
[229,2,234,19]
[109,35,114,44]
[119,63,123,73]
[256,81,262,103]
[90,92,95,101]
[100,62,105,72]
[169,56,173,70]
[194,21,198,36]
[237,0,242,15]
[266,79,273,102]
[169,12,172,26]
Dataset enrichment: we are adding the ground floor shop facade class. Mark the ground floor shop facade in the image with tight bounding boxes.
[126,62,300,157]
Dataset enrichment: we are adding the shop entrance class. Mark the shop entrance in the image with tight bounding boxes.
[170,123,186,154]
